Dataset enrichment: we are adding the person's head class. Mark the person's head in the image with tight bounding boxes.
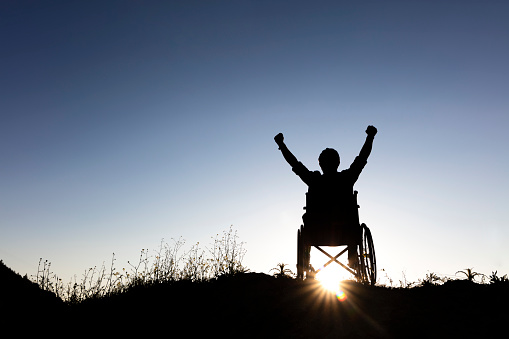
[319,148,340,174]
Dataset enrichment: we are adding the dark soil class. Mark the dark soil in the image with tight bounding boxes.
[2,262,508,338]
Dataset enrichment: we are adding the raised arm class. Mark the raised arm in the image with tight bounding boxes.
[274,133,299,168]
[358,125,377,161]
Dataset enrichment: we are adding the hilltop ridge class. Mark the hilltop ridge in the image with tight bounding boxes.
[2,261,508,338]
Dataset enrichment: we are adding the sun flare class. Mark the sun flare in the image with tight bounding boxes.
[315,266,352,301]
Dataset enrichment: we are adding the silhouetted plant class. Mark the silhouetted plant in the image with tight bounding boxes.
[489,271,509,285]
[398,271,417,288]
[152,238,185,283]
[419,272,443,287]
[270,263,295,279]
[208,226,247,277]
[456,268,484,283]
[182,242,210,281]
[35,259,53,291]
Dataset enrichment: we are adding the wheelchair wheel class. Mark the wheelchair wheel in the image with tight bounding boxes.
[361,223,376,285]
[297,225,312,280]
[297,227,303,279]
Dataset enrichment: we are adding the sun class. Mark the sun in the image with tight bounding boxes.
[315,266,352,300]
[316,266,346,291]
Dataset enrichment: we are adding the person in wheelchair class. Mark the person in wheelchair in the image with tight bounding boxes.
[274,125,377,269]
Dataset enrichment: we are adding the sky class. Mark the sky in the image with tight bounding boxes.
[1,0,508,285]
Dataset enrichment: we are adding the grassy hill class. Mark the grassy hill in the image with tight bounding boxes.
[2,260,508,338]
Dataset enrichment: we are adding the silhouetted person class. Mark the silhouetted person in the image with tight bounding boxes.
[274,126,377,269]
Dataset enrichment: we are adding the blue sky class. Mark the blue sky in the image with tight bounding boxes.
[1,1,508,284]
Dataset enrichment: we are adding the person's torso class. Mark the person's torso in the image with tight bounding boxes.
[306,171,355,215]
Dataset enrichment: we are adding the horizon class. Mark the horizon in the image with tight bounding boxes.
[1,1,508,285]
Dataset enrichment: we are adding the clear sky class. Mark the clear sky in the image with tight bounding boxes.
[2,1,508,285]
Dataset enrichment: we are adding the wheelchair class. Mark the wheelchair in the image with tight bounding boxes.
[296,191,376,285]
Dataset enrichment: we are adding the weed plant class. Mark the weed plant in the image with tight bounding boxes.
[33,227,247,304]
[270,263,295,279]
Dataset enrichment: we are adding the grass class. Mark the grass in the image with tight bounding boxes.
[32,226,247,303]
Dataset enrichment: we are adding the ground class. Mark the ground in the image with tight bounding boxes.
[2,263,507,338]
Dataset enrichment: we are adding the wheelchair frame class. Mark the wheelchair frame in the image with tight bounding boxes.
[296,191,377,285]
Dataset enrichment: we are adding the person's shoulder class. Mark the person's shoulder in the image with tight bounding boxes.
[307,170,321,180]
[337,168,355,180]
[305,170,321,184]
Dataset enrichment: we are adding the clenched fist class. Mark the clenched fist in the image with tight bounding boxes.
[274,133,284,146]
[366,125,377,137]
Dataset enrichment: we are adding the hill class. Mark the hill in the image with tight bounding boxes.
[2,261,508,338]
[0,260,64,331]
